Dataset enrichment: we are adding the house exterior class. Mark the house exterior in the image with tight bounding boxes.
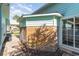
[19,13,62,51]
[20,3,79,55]
[0,4,10,52]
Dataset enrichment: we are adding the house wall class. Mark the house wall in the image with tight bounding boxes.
[19,3,79,53]
[19,15,62,51]
[20,15,58,27]
[0,4,9,51]
[0,5,2,46]
[34,3,79,18]
[20,19,26,27]
[33,3,79,48]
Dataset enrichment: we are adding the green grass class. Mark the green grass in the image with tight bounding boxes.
[12,31,20,37]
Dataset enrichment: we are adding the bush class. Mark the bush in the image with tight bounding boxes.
[10,24,57,56]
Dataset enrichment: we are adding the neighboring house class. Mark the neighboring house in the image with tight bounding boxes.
[0,4,10,52]
[10,20,19,33]
[19,3,79,55]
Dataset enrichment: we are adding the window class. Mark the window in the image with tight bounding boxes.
[75,17,79,48]
[62,18,74,46]
[62,17,79,48]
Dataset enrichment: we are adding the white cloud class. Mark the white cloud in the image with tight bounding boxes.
[10,9,31,22]
[10,6,14,9]
[11,9,30,16]
[17,4,33,12]
[28,4,33,8]
[10,4,34,24]
[10,4,33,19]
[24,7,33,12]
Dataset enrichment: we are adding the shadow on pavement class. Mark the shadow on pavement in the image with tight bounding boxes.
[0,35,12,56]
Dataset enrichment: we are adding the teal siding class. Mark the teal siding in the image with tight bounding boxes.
[1,16,7,43]
[20,3,79,27]
[0,4,9,50]
[0,6,1,45]
[26,16,54,21]
[35,3,79,18]
[65,4,79,17]
[20,18,26,27]
[20,16,61,27]
[43,3,69,15]
[35,3,70,15]
[1,5,6,44]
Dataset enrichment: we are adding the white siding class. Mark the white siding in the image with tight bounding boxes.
[26,19,57,26]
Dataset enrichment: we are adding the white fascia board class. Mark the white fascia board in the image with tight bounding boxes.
[22,13,62,18]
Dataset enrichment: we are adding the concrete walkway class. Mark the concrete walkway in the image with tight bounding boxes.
[3,34,20,56]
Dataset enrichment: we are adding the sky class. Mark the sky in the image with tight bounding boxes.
[10,3,45,24]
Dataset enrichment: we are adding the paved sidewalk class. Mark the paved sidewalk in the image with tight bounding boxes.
[3,34,20,56]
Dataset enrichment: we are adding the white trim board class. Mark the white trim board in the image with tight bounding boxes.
[61,44,79,53]
[26,20,57,26]
[22,13,62,18]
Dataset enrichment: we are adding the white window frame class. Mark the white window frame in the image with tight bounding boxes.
[61,17,79,53]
